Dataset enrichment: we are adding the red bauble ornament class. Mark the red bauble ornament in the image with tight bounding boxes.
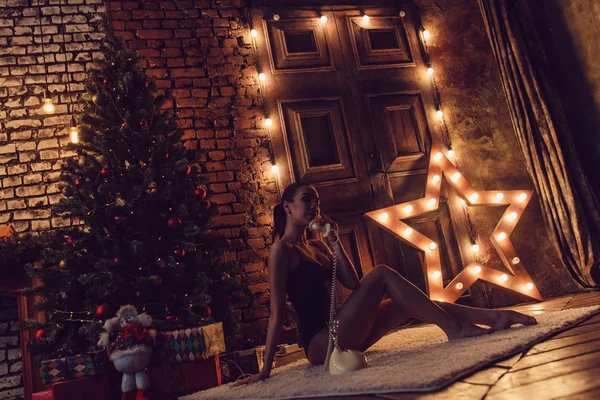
[113,257,119,263]
[167,217,182,229]
[95,304,112,320]
[162,151,169,160]
[194,187,206,199]
[225,296,233,306]
[103,78,108,85]
[201,306,212,318]
[174,248,186,257]
[100,167,110,177]
[113,216,120,221]
[66,237,74,245]
[139,120,148,127]
[185,165,191,175]
[74,178,82,187]
[200,200,211,210]
[166,314,179,322]
[35,329,46,340]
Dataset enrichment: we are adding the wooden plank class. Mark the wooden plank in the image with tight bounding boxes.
[526,329,600,355]
[510,340,600,372]
[560,386,600,399]
[462,367,508,386]
[552,322,600,339]
[378,382,488,400]
[579,313,600,326]
[494,353,523,368]
[488,350,600,395]
[486,365,600,399]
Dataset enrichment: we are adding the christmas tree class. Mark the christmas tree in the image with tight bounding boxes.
[24,26,247,359]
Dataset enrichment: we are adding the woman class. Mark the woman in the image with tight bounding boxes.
[235,183,537,386]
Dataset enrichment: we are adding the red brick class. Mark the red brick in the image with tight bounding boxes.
[136,29,172,39]
[213,214,249,227]
[171,68,206,78]
[132,10,165,20]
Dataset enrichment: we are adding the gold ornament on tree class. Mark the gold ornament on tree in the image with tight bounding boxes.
[116,197,126,207]
[146,182,158,194]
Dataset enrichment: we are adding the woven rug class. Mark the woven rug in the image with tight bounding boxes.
[181,305,600,400]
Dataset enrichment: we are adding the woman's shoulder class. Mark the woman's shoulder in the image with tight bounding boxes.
[270,239,298,258]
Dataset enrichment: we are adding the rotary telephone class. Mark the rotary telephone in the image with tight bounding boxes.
[309,219,368,374]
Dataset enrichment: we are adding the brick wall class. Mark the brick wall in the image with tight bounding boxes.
[0,297,23,400]
[0,0,287,351]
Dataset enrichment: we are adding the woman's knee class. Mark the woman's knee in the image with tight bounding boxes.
[372,264,394,280]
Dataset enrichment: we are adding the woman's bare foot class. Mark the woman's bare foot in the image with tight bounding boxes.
[491,310,538,331]
[446,322,494,340]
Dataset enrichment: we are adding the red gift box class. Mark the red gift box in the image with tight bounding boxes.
[149,354,221,398]
[32,389,53,400]
[52,374,111,400]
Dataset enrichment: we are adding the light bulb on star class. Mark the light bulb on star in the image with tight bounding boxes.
[499,274,508,283]
[495,192,504,201]
[434,152,443,162]
[451,172,461,182]
[471,244,479,253]
[471,265,482,274]
[428,242,437,251]
[518,193,528,202]
[456,282,463,290]
[431,271,442,280]
[427,67,434,76]
[447,149,455,157]
[432,174,441,183]
[403,227,413,236]
[470,193,479,202]
[403,205,413,214]
[496,232,507,241]
[506,212,518,222]
[379,212,389,222]
[320,15,328,23]
[422,30,431,40]
[362,15,370,23]
[427,197,437,208]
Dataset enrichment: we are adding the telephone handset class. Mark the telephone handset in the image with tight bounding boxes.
[309,219,332,238]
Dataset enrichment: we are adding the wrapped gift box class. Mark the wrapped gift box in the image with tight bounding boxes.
[161,322,225,362]
[220,346,267,383]
[32,389,53,400]
[40,357,68,385]
[149,354,221,398]
[65,351,107,379]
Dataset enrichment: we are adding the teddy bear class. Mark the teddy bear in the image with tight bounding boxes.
[98,305,156,400]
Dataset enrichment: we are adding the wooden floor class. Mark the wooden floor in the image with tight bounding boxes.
[293,291,600,400]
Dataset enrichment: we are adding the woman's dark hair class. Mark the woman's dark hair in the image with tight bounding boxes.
[272,182,312,242]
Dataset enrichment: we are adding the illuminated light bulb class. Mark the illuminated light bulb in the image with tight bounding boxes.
[512,257,520,265]
[471,244,480,253]
[451,172,461,182]
[273,14,280,21]
[271,165,279,174]
[265,118,273,128]
[472,265,482,274]
[258,73,266,81]
[460,199,466,205]
[496,232,507,241]
[427,197,437,207]
[499,274,508,283]
[422,30,431,40]
[470,193,479,202]
[456,282,464,290]
[525,282,534,290]
[403,227,413,236]
[403,205,413,214]
[428,242,437,251]
[506,212,518,222]
[434,152,443,162]
[432,174,441,183]
[518,193,528,202]
[70,126,79,144]
[320,15,328,23]
[431,270,442,280]
[427,67,434,76]
[436,109,443,119]
[362,14,370,23]
[251,29,258,38]
[447,149,455,157]
[379,212,389,222]
[43,97,55,114]
[495,192,504,201]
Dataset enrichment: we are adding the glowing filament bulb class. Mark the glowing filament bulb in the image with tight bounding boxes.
[471,244,480,253]
[432,175,441,183]
[251,29,258,38]
[447,149,455,157]
[273,14,280,21]
[506,212,518,222]
[265,118,273,128]
[499,274,508,283]
[320,15,328,23]
[271,165,279,174]
[496,232,507,241]
[436,109,443,119]
[403,205,413,214]
[495,192,504,201]
[428,242,437,251]
[404,227,413,236]
[259,73,266,81]
[427,67,434,76]
[518,193,528,202]
[460,199,466,205]
[431,271,441,280]
[472,265,482,274]
[434,152,443,162]
[427,197,437,207]
[362,15,370,23]
[512,257,520,265]
[43,97,55,114]
[451,172,461,182]
[470,193,479,202]
[422,30,431,40]
[456,282,464,290]
[70,126,79,144]
[525,282,534,290]
[379,212,389,222]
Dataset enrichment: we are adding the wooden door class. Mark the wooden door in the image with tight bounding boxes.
[251,3,483,305]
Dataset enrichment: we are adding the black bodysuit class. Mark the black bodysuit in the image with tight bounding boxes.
[285,241,332,356]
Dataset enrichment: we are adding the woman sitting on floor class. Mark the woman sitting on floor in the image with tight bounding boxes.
[235,182,537,386]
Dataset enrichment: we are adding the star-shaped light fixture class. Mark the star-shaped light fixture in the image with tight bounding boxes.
[364,143,542,303]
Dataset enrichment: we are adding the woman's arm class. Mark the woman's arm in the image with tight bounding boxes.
[233,240,292,386]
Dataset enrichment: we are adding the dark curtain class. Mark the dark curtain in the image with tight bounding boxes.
[478,0,600,287]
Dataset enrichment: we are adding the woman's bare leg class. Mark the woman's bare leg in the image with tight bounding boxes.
[434,301,537,330]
